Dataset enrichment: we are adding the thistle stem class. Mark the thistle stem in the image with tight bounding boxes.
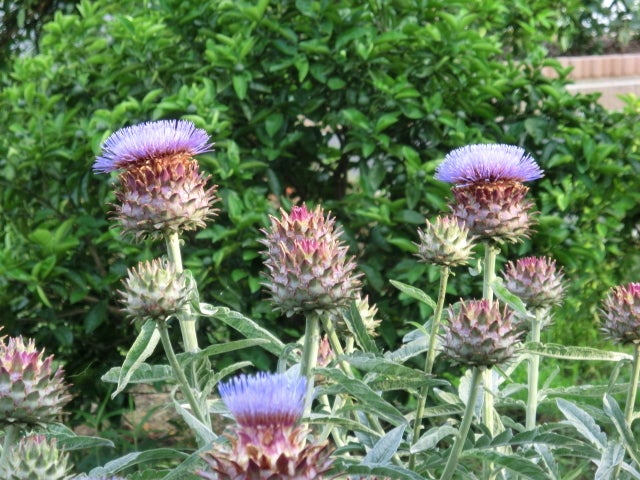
[482,242,499,436]
[440,367,483,480]
[0,424,19,467]
[526,308,544,430]
[301,312,321,417]
[322,316,353,376]
[409,265,450,470]
[624,343,640,425]
[156,320,210,436]
[165,232,199,353]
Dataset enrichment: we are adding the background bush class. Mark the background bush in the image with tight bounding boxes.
[2,0,640,416]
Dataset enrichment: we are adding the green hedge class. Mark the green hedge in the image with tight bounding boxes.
[2,0,640,405]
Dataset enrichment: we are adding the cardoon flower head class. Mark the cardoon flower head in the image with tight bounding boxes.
[442,299,522,367]
[0,435,72,480]
[600,282,640,344]
[94,120,211,173]
[261,204,361,317]
[415,215,477,267]
[118,257,189,322]
[95,119,218,241]
[198,372,332,479]
[502,256,565,309]
[435,144,543,244]
[0,336,71,426]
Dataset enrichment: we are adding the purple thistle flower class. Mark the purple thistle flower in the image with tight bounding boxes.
[219,372,306,427]
[435,144,544,185]
[94,119,212,173]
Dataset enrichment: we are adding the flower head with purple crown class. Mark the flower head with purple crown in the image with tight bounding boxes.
[93,119,212,173]
[435,144,543,243]
[198,371,332,480]
[93,119,217,240]
[219,372,306,428]
[435,144,544,186]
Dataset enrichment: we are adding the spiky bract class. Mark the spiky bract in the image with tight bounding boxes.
[415,215,476,267]
[601,282,640,345]
[261,204,360,317]
[502,256,565,309]
[0,435,72,480]
[0,337,71,426]
[118,258,189,321]
[442,299,522,367]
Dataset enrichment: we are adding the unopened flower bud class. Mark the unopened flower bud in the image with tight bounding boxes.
[600,282,640,345]
[502,256,565,309]
[0,435,71,480]
[415,215,476,267]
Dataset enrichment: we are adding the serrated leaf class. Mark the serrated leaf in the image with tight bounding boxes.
[411,424,457,453]
[340,463,425,480]
[46,424,114,451]
[389,279,437,310]
[384,333,429,363]
[171,388,216,445]
[344,301,379,353]
[111,320,161,398]
[317,368,406,426]
[362,424,405,465]
[88,449,189,476]
[595,440,625,480]
[524,343,633,362]
[204,306,287,358]
[557,398,607,449]
[462,450,548,479]
[603,394,640,468]
[101,364,174,384]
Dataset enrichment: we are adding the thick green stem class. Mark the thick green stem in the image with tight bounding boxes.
[482,243,499,435]
[526,309,544,430]
[440,367,483,480]
[301,312,321,417]
[165,232,199,353]
[625,343,640,425]
[0,424,19,467]
[157,320,210,434]
[409,266,450,470]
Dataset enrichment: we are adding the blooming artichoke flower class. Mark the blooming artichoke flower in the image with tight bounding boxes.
[0,435,72,480]
[0,336,71,427]
[94,119,218,241]
[415,215,477,267]
[502,256,565,309]
[435,144,543,244]
[442,299,522,367]
[261,204,360,317]
[600,282,640,344]
[198,372,332,479]
[118,257,189,322]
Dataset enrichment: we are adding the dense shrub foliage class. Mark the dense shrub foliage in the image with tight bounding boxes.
[2,0,640,410]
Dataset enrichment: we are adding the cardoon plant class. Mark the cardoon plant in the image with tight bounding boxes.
[439,299,522,480]
[198,372,332,479]
[409,215,476,469]
[95,119,218,353]
[503,256,565,429]
[261,204,360,414]
[0,435,72,480]
[435,144,543,436]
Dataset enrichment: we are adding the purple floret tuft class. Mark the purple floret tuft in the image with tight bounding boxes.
[435,144,544,185]
[93,119,211,173]
[219,372,306,427]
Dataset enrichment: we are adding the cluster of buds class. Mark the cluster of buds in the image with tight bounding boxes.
[441,299,523,368]
[118,257,190,322]
[0,336,71,427]
[0,435,71,480]
[415,215,476,267]
[261,204,361,317]
[502,256,565,310]
[198,372,332,479]
[94,119,218,241]
[435,144,543,244]
[600,282,640,345]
